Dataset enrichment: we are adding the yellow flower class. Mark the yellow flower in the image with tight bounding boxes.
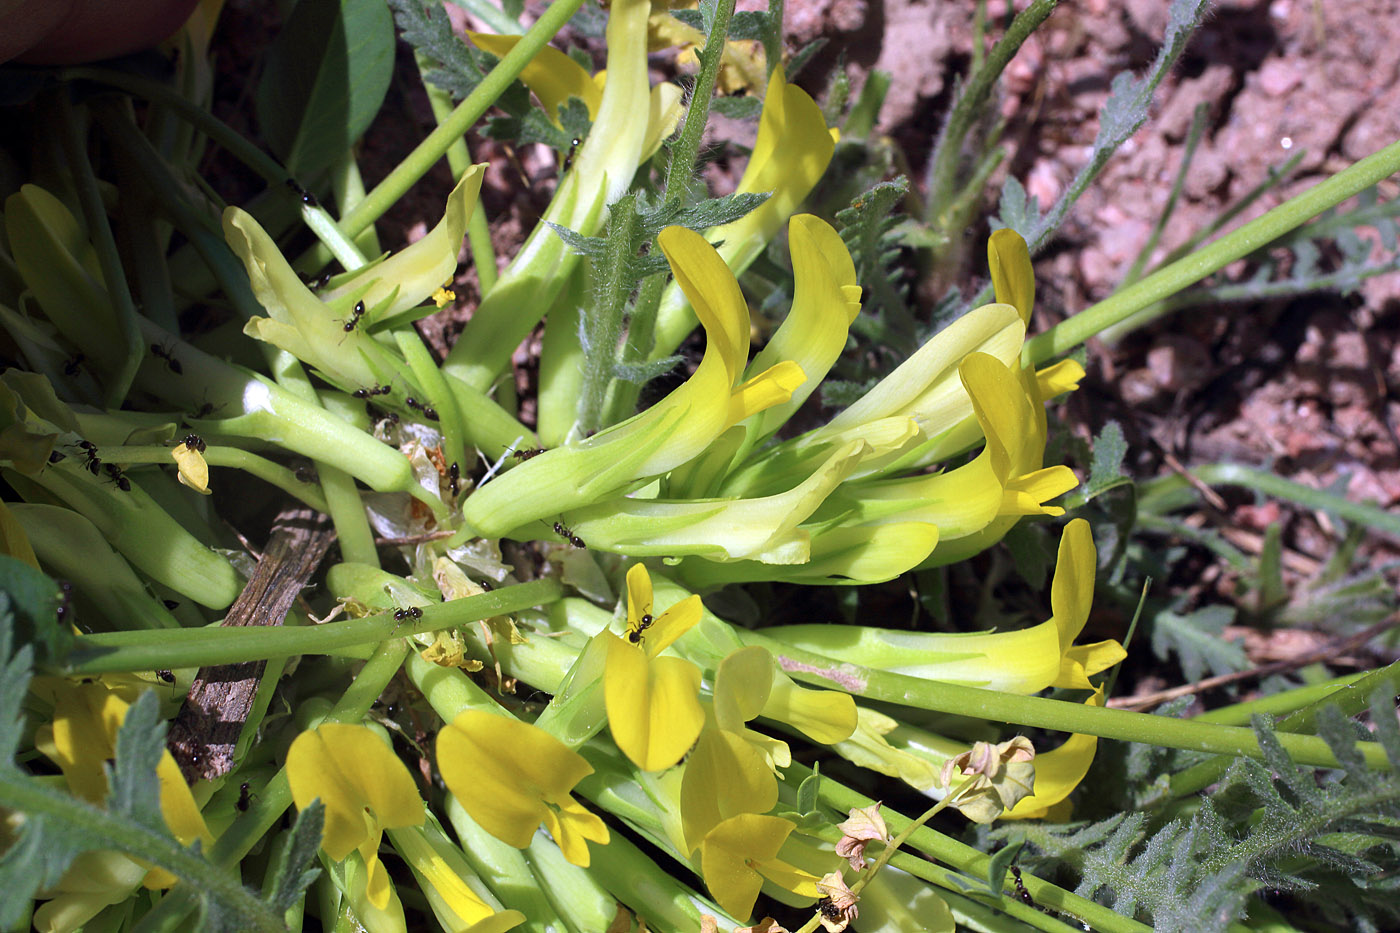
[762,519,1124,694]
[286,723,425,910]
[462,225,803,537]
[653,67,837,356]
[35,681,213,885]
[603,563,705,772]
[436,710,609,866]
[1004,687,1107,820]
[698,813,821,922]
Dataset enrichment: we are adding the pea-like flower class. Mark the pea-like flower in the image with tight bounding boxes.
[463,225,804,537]
[763,519,1123,693]
[286,723,426,911]
[602,563,706,772]
[697,813,821,922]
[436,709,609,866]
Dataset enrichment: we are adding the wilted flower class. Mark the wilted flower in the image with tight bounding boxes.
[814,871,859,932]
[939,736,1037,824]
[834,802,890,872]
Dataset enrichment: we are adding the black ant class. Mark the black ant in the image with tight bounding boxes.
[512,447,545,461]
[309,270,334,289]
[448,462,460,498]
[365,402,399,428]
[191,401,223,419]
[562,137,582,172]
[75,440,102,475]
[48,450,65,464]
[352,384,392,400]
[236,781,254,812]
[163,599,180,610]
[553,521,586,549]
[103,462,131,492]
[62,353,85,376]
[154,669,176,685]
[285,178,318,208]
[182,433,207,454]
[626,613,653,645]
[151,342,183,375]
[818,898,843,922]
[342,300,366,333]
[392,606,423,622]
[1010,866,1034,906]
[404,397,439,421]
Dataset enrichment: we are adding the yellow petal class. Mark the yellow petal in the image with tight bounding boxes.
[467,33,603,121]
[1036,358,1085,399]
[728,360,806,426]
[760,675,857,745]
[742,214,859,441]
[1005,689,1105,820]
[437,710,598,853]
[1050,518,1096,650]
[170,443,211,495]
[645,593,702,657]
[625,562,655,631]
[681,728,780,852]
[699,813,798,921]
[544,795,611,867]
[1057,639,1127,690]
[987,229,1034,326]
[603,631,704,771]
[286,723,424,861]
[659,225,748,382]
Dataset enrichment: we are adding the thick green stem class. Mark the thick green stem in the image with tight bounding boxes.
[67,579,562,673]
[1024,137,1400,364]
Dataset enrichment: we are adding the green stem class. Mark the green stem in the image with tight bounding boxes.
[298,0,589,269]
[924,0,1057,228]
[100,444,328,513]
[67,579,562,673]
[1141,463,1400,540]
[421,59,498,295]
[1119,101,1207,288]
[57,93,144,408]
[1024,137,1400,364]
[737,631,1392,771]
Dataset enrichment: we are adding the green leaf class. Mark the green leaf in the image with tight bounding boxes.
[0,555,69,667]
[267,802,326,914]
[1150,604,1245,682]
[797,761,821,814]
[1085,420,1132,501]
[256,0,396,178]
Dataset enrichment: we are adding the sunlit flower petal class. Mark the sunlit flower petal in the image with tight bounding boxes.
[287,723,424,909]
[604,630,704,771]
[170,442,211,495]
[467,32,602,121]
[699,813,820,921]
[437,710,609,865]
